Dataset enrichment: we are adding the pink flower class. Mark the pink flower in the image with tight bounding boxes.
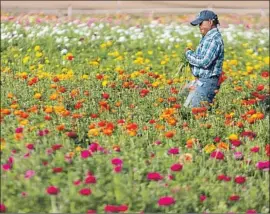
[234,176,246,184]
[114,165,122,173]
[46,186,59,195]
[168,147,179,155]
[230,140,242,147]
[24,170,35,179]
[79,188,92,196]
[73,180,81,186]
[89,142,99,152]
[87,210,96,214]
[154,140,162,145]
[147,172,163,181]
[21,192,27,197]
[104,204,128,212]
[111,158,123,166]
[158,196,175,206]
[1,163,11,171]
[246,210,257,214]
[233,152,244,160]
[200,195,207,202]
[81,150,92,159]
[26,144,34,150]
[170,163,183,172]
[256,161,270,171]
[0,203,6,213]
[15,127,23,133]
[214,136,221,142]
[210,150,224,160]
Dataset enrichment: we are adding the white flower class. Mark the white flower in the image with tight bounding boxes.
[61,49,68,55]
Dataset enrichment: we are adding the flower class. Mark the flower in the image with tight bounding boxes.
[158,196,175,206]
[147,172,163,181]
[250,146,260,153]
[170,163,183,172]
[230,140,242,147]
[233,152,244,160]
[111,158,123,166]
[228,134,238,141]
[87,210,96,214]
[0,204,6,213]
[114,165,122,173]
[24,170,35,179]
[168,147,179,155]
[46,186,59,195]
[246,210,257,214]
[66,131,78,139]
[81,150,92,159]
[256,161,270,171]
[200,195,207,202]
[85,175,96,184]
[79,188,92,196]
[229,195,240,201]
[234,176,246,184]
[104,204,128,213]
[1,163,11,171]
[210,150,224,160]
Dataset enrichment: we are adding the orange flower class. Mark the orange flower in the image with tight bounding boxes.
[165,131,175,138]
[50,93,58,100]
[217,142,229,150]
[56,124,65,131]
[1,109,11,115]
[14,133,23,141]
[34,93,42,99]
[115,101,121,107]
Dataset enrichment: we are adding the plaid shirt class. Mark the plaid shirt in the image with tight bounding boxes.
[185,28,224,78]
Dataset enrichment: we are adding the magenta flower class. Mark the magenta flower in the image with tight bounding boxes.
[200,195,207,202]
[81,150,92,159]
[15,127,23,133]
[170,163,183,172]
[210,150,224,160]
[24,170,35,179]
[158,196,175,206]
[114,165,122,173]
[168,147,179,155]
[1,164,11,171]
[256,161,269,171]
[111,158,123,166]
[233,152,243,160]
[147,172,163,181]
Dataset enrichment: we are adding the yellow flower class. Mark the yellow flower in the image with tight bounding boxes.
[82,75,89,79]
[148,50,153,55]
[186,42,193,49]
[102,80,108,87]
[136,51,143,56]
[20,119,29,126]
[23,56,30,64]
[35,52,43,58]
[34,93,42,99]
[228,134,238,141]
[88,129,99,137]
[204,144,216,153]
[264,56,269,65]
[34,45,41,51]
[75,146,82,152]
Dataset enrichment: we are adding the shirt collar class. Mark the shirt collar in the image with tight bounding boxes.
[203,27,219,38]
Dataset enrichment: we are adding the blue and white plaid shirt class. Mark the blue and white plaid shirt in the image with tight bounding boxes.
[185,28,224,78]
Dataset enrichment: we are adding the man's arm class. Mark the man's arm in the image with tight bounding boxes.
[185,40,221,69]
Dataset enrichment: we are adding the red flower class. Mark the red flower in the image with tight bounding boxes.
[168,147,179,155]
[217,174,231,181]
[147,172,163,181]
[102,93,110,99]
[214,136,221,142]
[46,186,59,195]
[87,210,96,214]
[210,150,224,160]
[200,195,207,202]
[256,84,264,91]
[85,175,96,184]
[51,144,63,151]
[230,140,242,147]
[158,196,175,206]
[234,176,246,184]
[229,195,240,201]
[66,131,78,139]
[0,204,6,213]
[52,167,63,173]
[81,150,92,159]
[250,146,260,153]
[2,164,11,171]
[111,158,123,166]
[261,71,269,78]
[104,205,128,213]
[170,163,183,172]
[73,180,81,186]
[79,188,92,196]
[26,144,35,150]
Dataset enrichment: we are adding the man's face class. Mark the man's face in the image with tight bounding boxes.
[199,20,212,36]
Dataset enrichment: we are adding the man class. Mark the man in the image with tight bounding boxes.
[184,10,224,108]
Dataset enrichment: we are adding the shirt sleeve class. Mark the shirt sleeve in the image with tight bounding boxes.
[185,39,221,69]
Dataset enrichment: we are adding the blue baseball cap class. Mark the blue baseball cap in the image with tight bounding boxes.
[190,10,219,26]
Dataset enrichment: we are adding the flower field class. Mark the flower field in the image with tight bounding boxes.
[0,14,269,213]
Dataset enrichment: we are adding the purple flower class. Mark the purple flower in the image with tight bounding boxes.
[24,170,35,179]
[168,147,179,155]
